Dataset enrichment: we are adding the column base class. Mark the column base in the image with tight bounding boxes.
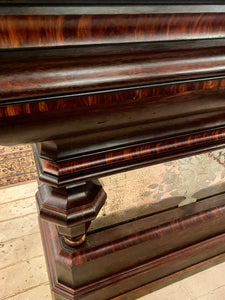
[39,193,225,300]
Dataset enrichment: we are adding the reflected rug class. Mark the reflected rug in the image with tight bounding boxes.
[0,145,37,187]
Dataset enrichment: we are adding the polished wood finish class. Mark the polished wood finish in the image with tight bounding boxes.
[36,128,225,187]
[0,14,225,49]
[0,76,225,118]
[40,193,225,299]
[2,1,225,299]
[1,39,225,102]
[36,180,106,246]
[40,127,225,174]
[2,86,225,146]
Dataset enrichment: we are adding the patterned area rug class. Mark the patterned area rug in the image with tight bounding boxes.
[0,145,37,187]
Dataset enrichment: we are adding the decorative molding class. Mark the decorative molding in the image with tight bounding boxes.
[39,192,225,299]
[0,14,225,49]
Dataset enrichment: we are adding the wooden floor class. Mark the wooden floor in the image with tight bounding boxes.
[1,182,225,300]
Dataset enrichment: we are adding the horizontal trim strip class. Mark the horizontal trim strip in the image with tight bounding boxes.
[2,5,225,15]
[1,76,224,116]
[1,0,225,4]
[36,141,225,186]
[1,13,225,49]
[1,39,225,102]
[40,127,225,176]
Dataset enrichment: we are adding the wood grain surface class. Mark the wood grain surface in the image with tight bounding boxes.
[1,83,225,144]
[2,2,225,300]
[1,39,225,102]
[1,76,225,117]
[39,192,225,299]
[0,14,225,49]
[35,126,225,187]
[36,181,106,243]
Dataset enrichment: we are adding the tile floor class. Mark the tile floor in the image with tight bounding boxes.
[1,182,225,300]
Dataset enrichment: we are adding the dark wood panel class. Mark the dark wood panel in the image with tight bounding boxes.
[0,14,225,49]
[1,76,225,117]
[1,40,225,102]
[2,85,225,146]
[39,192,225,299]
[36,180,107,246]
[115,253,225,300]
[71,202,225,287]
[1,2,225,300]
[40,128,225,176]
[37,140,225,187]
[35,126,225,187]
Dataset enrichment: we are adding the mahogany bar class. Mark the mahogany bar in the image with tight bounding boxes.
[1,1,225,299]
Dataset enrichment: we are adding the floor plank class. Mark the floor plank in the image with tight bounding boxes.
[0,197,36,223]
[11,283,51,300]
[0,232,43,270]
[180,261,225,299]
[0,214,39,243]
[139,282,193,300]
[0,256,48,299]
[0,182,37,205]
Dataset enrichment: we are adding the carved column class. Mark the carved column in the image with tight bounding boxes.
[33,144,107,247]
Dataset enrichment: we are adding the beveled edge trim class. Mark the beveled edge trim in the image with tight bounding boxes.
[39,217,225,300]
[1,4,225,15]
[33,139,225,187]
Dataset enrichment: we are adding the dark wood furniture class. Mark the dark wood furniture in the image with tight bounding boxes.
[1,1,225,299]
